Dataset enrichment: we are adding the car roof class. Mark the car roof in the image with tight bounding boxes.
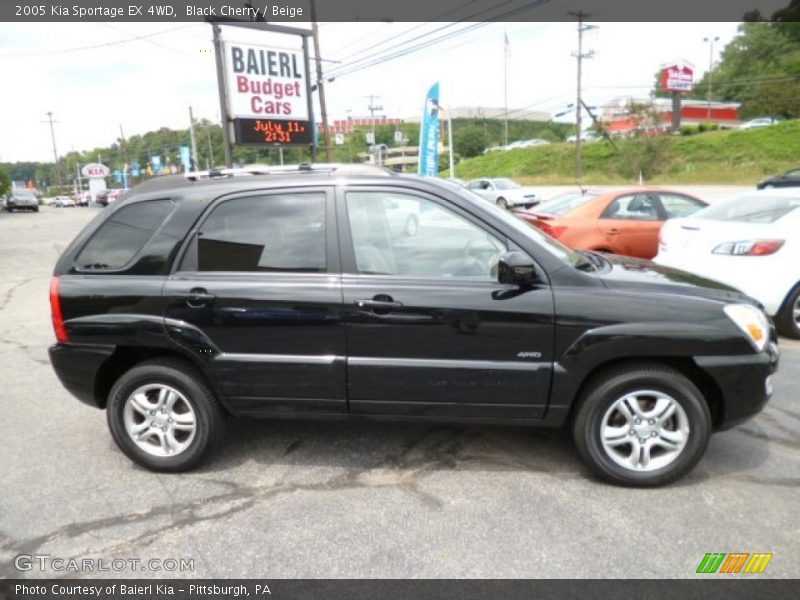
[129,163,396,196]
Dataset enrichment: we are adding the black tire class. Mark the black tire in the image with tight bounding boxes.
[572,362,711,487]
[496,197,508,209]
[776,283,800,339]
[106,357,224,472]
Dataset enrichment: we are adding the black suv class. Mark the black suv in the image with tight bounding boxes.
[48,164,779,486]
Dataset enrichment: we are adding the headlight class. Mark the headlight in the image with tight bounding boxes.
[724,304,769,351]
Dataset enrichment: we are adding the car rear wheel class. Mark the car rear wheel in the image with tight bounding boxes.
[107,357,224,472]
[572,362,711,487]
[776,284,800,339]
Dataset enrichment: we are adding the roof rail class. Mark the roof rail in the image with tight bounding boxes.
[184,163,393,181]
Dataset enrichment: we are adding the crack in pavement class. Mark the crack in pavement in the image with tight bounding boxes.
[0,278,34,313]
[0,338,50,366]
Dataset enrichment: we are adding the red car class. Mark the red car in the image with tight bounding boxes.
[513,188,708,259]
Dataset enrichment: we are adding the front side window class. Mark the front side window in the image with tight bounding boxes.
[602,194,660,221]
[197,193,326,272]
[75,199,173,270]
[346,191,506,279]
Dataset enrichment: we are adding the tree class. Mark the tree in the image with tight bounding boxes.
[0,165,11,196]
[454,126,487,158]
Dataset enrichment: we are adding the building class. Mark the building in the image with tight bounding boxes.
[404,106,550,123]
[601,97,741,135]
[322,116,404,134]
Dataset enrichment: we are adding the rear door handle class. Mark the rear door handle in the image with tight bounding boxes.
[174,288,216,307]
[606,228,620,235]
[355,295,403,315]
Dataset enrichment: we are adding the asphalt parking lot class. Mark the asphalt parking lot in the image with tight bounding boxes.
[1,198,798,579]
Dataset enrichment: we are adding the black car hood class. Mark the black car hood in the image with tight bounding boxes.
[594,253,754,306]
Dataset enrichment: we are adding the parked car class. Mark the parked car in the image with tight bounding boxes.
[466,177,539,209]
[566,131,600,143]
[48,163,778,486]
[655,189,800,338]
[52,195,76,207]
[513,188,708,259]
[756,168,800,190]
[739,117,781,130]
[506,139,550,149]
[74,192,91,206]
[3,188,39,212]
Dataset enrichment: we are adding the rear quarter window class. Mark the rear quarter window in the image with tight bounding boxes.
[75,199,173,270]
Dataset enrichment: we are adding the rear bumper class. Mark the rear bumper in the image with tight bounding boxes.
[695,341,779,430]
[49,343,115,408]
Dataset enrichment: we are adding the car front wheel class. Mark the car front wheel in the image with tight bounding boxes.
[496,197,508,209]
[572,362,711,487]
[107,357,224,472]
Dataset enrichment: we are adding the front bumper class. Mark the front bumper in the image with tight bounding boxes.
[49,343,115,408]
[695,340,779,430]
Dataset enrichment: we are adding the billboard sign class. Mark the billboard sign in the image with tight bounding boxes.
[81,163,110,179]
[223,41,312,146]
[661,64,694,93]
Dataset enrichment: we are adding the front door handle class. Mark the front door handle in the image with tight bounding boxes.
[606,228,620,235]
[174,288,216,307]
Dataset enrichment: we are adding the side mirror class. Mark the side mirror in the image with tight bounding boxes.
[498,251,537,286]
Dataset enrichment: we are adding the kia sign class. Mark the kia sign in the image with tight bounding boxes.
[223,41,312,146]
[81,163,110,179]
[661,64,694,93]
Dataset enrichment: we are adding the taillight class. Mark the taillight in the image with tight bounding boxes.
[538,222,567,239]
[712,239,785,256]
[49,276,68,343]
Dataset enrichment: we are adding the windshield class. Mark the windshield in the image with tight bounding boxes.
[696,194,800,224]
[12,189,35,198]
[492,179,521,190]
[431,179,586,269]
[538,191,599,215]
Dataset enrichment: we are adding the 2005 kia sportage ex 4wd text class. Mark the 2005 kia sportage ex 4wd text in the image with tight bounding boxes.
[48,164,779,486]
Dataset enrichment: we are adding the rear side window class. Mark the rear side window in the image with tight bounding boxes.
[196,193,326,272]
[75,200,173,270]
[698,195,800,224]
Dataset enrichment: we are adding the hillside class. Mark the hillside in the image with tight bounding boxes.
[452,120,800,185]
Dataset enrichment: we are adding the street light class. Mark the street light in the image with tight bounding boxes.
[703,36,720,122]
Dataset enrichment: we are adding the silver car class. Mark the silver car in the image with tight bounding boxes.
[466,177,539,210]
[4,189,39,212]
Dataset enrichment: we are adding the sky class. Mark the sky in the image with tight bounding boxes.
[0,20,741,163]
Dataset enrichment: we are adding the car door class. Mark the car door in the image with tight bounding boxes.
[597,192,663,258]
[337,186,555,420]
[162,187,346,415]
[467,179,493,203]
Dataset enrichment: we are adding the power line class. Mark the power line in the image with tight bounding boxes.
[0,24,196,58]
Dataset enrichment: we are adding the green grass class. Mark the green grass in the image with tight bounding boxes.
[452,120,800,185]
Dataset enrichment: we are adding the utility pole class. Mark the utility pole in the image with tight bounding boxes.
[703,36,719,122]
[310,1,332,162]
[205,126,214,169]
[368,95,383,163]
[569,12,594,180]
[43,112,62,186]
[188,106,199,171]
[212,22,233,167]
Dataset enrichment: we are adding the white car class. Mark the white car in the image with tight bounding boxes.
[51,195,76,207]
[465,178,539,209]
[739,117,780,130]
[654,189,800,338]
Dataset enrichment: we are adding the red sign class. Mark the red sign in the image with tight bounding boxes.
[661,65,694,93]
